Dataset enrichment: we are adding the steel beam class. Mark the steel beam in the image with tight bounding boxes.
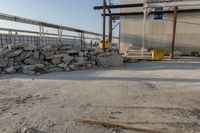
[0,27,100,40]
[171,6,178,59]
[94,3,143,10]
[146,1,200,8]
[102,0,106,50]
[103,9,200,16]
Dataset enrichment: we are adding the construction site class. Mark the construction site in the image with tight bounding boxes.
[0,0,200,133]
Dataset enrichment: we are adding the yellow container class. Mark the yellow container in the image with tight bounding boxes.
[151,49,164,60]
[98,40,110,49]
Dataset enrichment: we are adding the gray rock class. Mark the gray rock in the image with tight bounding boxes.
[65,67,71,72]
[24,58,40,65]
[35,64,45,68]
[22,70,35,75]
[16,51,33,62]
[87,64,93,68]
[51,57,61,65]
[6,67,16,74]
[67,50,78,54]
[97,53,123,67]
[88,51,95,56]
[7,58,14,67]
[79,52,84,57]
[59,45,73,51]
[58,63,67,69]
[39,45,52,52]
[23,65,37,71]
[39,54,45,61]
[6,49,23,58]
[42,51,54,59]
[33,51,40,60]
[53,54,66,58]
[0,57,8,67]
[48,67,63,72]
[69,64,78,71]
[74,57,87,67]
[62,55,73,65]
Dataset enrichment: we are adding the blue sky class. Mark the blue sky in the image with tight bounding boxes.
[0,0,119,36]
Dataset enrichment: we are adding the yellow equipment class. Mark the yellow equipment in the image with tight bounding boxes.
[98,40,111,49]
[151,49,164,60]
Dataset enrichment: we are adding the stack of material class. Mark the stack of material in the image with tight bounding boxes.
[0,44,124,75]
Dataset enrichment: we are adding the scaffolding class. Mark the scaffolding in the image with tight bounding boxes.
[94,0,200,59]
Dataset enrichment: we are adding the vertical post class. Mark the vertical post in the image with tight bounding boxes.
[108,0,112,45]
[109,16,113,45]
[171,6,178,59]
[103,0,106,51]
[142,6,147,57]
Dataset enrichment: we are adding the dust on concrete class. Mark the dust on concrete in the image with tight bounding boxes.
[0,61,200,133]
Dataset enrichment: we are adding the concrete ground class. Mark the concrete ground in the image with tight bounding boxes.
[0,61,200,133]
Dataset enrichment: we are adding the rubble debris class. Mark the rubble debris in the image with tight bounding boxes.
[0,44,124,75]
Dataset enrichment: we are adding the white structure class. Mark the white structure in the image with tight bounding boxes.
[120,0,200,55]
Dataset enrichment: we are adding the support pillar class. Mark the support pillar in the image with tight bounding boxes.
[102,0,106,51]
[171,6,178,59]
[109,16,113,44]
[142,6,147,57]
[39,25,45,46]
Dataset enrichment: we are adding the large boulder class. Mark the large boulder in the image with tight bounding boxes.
[16,51,33,62]
[6,49,23,58]
[24,58,41,65]
[97,53,124,67]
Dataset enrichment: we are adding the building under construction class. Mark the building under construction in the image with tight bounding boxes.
[119,0,200,56]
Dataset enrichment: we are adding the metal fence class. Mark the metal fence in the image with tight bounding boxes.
[0,33,86,49]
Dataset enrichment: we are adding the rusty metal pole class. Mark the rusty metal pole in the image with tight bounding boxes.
[171,6,178,59]
[109,16,113,44]
[108,0,112,44]
[103,0,106,51]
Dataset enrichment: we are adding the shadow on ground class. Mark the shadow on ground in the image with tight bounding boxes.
[0,61,200,83]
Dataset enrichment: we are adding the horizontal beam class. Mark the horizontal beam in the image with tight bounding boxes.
[103,9,200,16]
[146,1,200,8]
[94,3,143,10]
[0,27,100,40]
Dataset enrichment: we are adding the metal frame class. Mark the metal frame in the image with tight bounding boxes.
[0,13,119,46]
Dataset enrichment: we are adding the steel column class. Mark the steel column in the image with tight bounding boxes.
[142,4,147,57]
[109,16,113,44]
[103,0,106,50]
[171,6,178,59]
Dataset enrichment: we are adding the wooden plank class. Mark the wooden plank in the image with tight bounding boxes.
[73,118,170,133]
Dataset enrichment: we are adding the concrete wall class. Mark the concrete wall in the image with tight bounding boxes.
[120,0,200,54]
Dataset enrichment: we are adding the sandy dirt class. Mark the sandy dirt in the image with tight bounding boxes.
[0,61,200,133]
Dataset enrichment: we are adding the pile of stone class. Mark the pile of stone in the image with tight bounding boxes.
[0,44,123,75]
